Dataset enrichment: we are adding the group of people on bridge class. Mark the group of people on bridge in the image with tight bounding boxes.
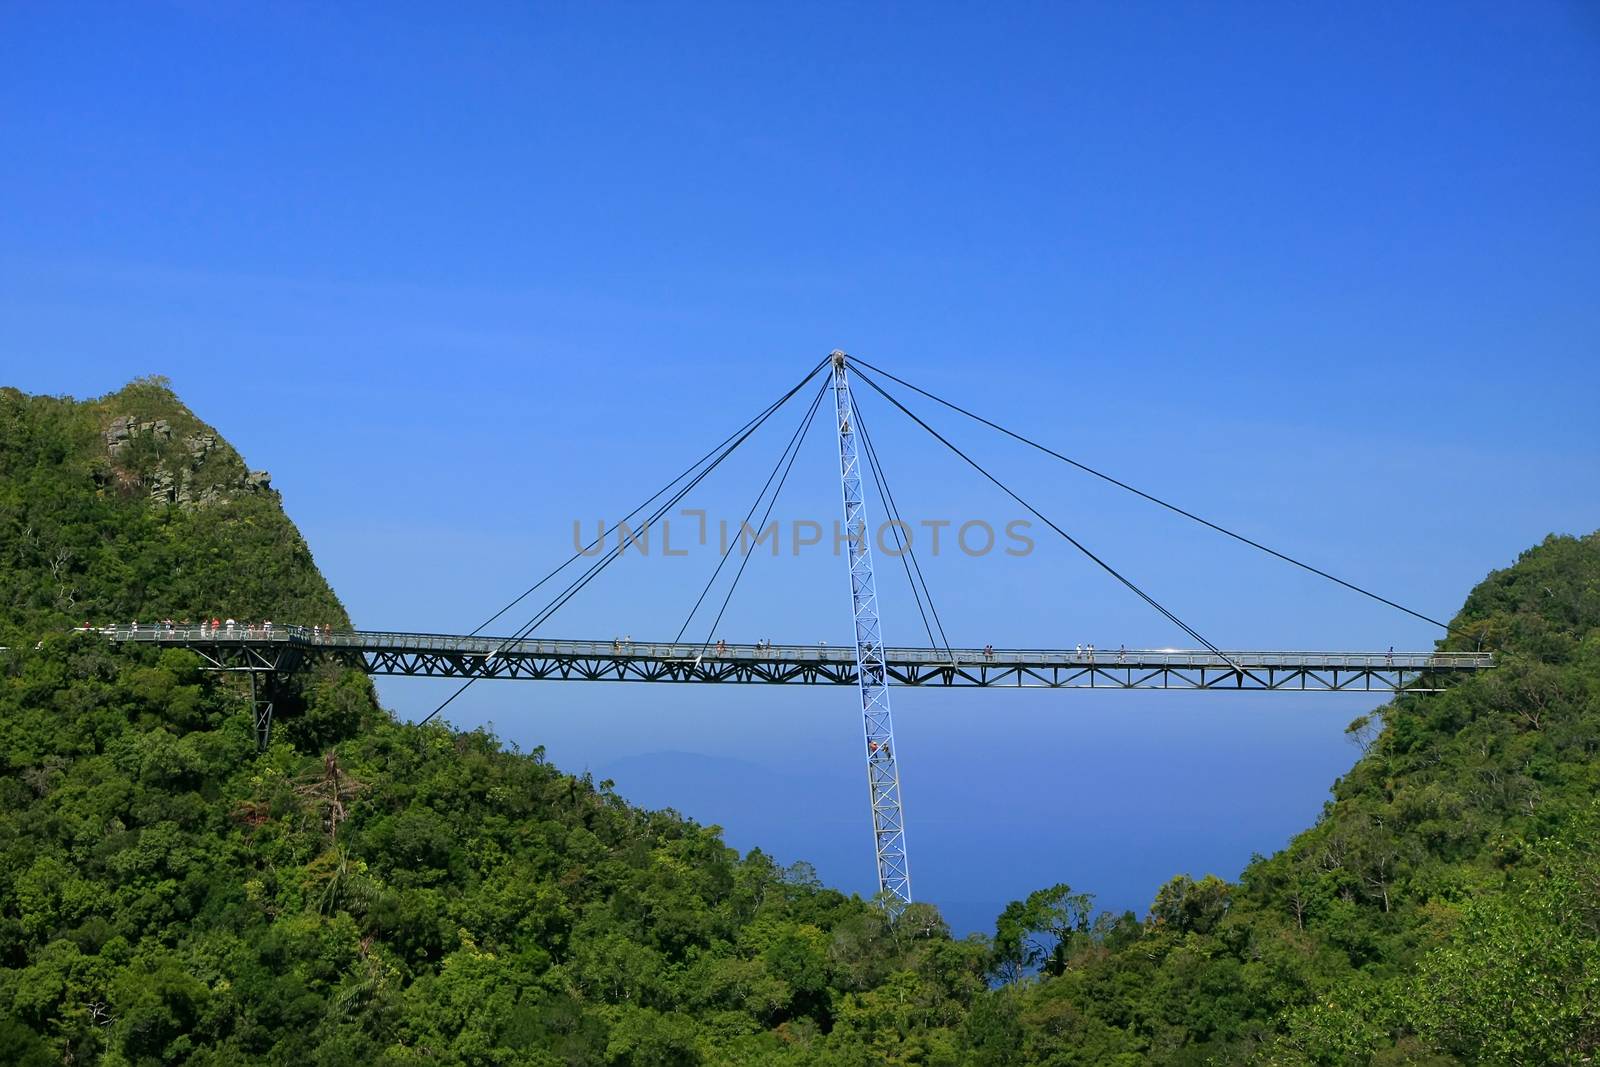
[975,642,1128,664]
[81,619,341,642]
[605,638,814,658]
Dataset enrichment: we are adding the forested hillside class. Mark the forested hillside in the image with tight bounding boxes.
[0,383,996,1065]
[967,532,1600,1065]
[2,380,1597,1065]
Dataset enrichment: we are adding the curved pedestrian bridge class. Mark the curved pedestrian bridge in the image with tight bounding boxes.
[101,625,1493,692]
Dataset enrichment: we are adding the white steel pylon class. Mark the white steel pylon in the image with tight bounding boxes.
[829,351,911,911]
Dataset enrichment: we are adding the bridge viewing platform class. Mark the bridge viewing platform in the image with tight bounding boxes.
[100,624,1493,693]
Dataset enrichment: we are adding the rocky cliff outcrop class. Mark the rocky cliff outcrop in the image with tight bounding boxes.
[101,410,272,508]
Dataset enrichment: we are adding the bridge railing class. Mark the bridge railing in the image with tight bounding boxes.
[93,625,1493,671]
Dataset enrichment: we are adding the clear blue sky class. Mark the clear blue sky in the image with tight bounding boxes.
[4,3,1598,932]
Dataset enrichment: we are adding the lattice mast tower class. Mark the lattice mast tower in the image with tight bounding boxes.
[829,351,911,910]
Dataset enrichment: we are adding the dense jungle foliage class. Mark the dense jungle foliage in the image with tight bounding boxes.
[1,380,1596,1064]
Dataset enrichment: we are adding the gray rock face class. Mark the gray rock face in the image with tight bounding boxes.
[148,465,177,504]
[185,432,216,462]
[103,414,273,511]
[104,416,176,456]
[104,415,136,456]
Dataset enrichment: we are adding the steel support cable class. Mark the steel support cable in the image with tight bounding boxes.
[431,392,812,717]
[855,396,940,654]
[850,364,1265,684]
[673,378,830,645]
[847,355,1463,638]
[466,356,831,638]
[850,393,953,660]
[501,381,822,644]
[693,378,830,653]
[419,365,825,725]
[423,409,793,725]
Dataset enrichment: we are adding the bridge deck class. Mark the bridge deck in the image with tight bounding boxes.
[100,625,1492,692]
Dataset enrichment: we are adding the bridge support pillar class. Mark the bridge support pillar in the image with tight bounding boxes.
[831,351,912,914]
[249,670,279,752]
